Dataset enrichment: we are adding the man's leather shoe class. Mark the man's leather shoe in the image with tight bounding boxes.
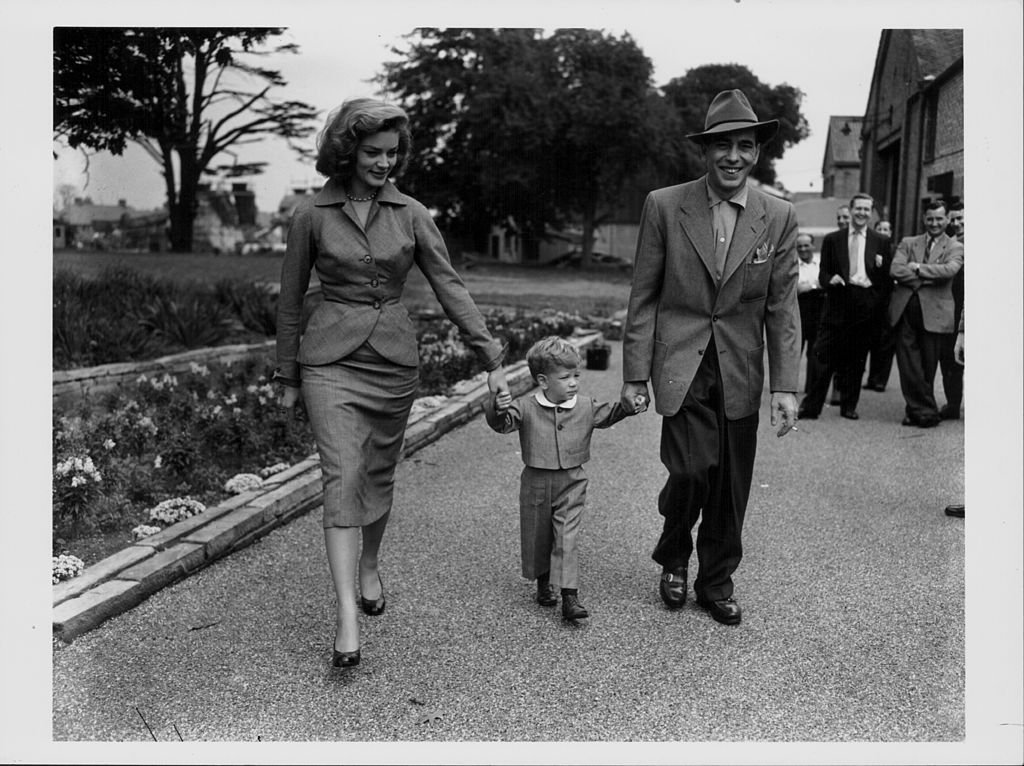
[562,594,589,620]
[864,382,886,392]
[840,409,859,420]
[939,405,961,420]
[944,504,965,518]
[901,416,917,426]
[797,408,818,420]
[696,595,742,625]
[659,568,687,609]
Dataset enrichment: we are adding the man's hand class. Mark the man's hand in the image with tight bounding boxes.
[829,274,846,286]
[621,381,650,415]
[771,392,799,437]
[279,386,301,409]
[954,331,965,365]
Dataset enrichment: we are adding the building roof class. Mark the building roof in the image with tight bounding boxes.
[907,28,964,80]
[62,202,134,226]
[824,116,864,167]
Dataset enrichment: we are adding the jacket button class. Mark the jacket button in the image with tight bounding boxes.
[698,349,703,355]
[363,255,372,263]
[557,424,564,430]
[370,279,379,287]
[712,314,719,322]
[373,300,381,309]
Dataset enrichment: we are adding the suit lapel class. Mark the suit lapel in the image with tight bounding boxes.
[678,181,716,279]
[721,190,766,285]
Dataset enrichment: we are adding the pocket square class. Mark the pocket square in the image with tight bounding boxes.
[752,241,775,263]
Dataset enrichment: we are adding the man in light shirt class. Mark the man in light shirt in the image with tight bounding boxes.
[799,193,892,420]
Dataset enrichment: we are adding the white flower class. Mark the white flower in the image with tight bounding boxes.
[225,473,264,494]
[148,497,206,525]
[131,524,162,540]
[52,553,85,584]
[189,362,210,377]
[153,455,163,469]
[258,462,289,479]
[103,439,116,451]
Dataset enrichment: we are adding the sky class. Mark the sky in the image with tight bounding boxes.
[5,1,1024,763]
[52,5,890,214]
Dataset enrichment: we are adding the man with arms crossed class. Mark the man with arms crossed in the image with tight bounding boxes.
[620,90,801,626]
[889,200,964,428]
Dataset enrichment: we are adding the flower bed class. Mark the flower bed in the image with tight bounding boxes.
[52,308,586,571]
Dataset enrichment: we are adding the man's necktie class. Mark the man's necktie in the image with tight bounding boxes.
[713,202,729,281]
[925,237,936,263]
[848,232,860,280]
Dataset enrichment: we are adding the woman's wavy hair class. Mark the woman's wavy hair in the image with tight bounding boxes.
[314,98,412,180]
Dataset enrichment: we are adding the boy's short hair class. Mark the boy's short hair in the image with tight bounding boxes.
[526,336,581,381]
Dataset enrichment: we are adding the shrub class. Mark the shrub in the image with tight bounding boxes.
[136,292,236,351]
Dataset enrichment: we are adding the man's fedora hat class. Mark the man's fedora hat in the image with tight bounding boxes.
[687,89,779,144]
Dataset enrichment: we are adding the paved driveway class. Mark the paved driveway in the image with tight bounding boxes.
[51,341,972,757]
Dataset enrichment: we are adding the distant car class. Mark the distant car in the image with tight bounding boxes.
[549,249,633,271]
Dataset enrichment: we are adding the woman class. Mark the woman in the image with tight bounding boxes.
[275,98,509,668]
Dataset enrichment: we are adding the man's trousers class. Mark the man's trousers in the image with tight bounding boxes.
[652,338,759,602]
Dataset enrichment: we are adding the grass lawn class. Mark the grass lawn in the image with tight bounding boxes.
[52,249,634,317]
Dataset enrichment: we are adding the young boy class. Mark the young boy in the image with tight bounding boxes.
[484,336,646,621]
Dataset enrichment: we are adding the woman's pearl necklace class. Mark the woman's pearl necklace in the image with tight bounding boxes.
[346,191,377,202]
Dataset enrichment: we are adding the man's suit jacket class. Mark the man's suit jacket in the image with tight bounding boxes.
[817,227,893,326]
[622,178,801,420]
[888,232,964,333]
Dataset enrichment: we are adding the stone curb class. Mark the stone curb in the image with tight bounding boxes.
[52,331,606,642]
[53,341,277,407]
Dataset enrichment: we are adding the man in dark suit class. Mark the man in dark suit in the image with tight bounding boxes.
[798,193,892,420]
[938,201,965,419]
[889,200,964,427]
[621,89,801,626]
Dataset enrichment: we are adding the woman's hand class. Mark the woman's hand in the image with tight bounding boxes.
[487,367,509,398]
[279,385,301,409]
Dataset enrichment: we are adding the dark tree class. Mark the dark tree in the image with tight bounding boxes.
[661,63,810,187]
[380,27,668,264]
[54,27,319,252]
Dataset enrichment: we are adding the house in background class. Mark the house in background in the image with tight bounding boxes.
[859,28,964,240]
[821,116,864,199]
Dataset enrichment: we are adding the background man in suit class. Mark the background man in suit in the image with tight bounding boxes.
[889,200,964,427]
[796,232,824,394]
[620,89,800,626]
[938,201,965,419]
[864,218,897,391]
[836,204,851,231]
[799,193,892,420]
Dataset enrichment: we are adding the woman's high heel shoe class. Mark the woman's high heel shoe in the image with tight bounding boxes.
[332,647,361,668]
[360,573,386,616]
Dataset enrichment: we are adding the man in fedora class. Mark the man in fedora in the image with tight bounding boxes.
[621,89,801,625]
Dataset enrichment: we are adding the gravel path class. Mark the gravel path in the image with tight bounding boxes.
[51,341,975,756]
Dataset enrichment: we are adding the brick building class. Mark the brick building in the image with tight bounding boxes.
[859,29,964,240]
[821,116,864,200]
